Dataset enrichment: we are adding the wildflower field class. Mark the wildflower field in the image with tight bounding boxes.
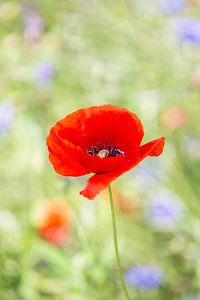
[1,0,200,299]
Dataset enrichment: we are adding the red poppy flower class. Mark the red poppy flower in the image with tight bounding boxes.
[47,105,165,200]
[36,201,71,247]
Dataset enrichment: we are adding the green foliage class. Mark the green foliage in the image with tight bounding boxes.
[1,0,200,299]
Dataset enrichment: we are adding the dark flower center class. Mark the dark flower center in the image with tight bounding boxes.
[87,142,124,159]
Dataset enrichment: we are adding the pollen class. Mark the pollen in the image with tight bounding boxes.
[97,149,110,159]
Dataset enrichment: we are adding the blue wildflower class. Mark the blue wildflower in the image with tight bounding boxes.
[177,18,200,45]
[0,101,14,136]
[159,0,185,15]
[35,63,54,86]
[124,265,164,290]
[146,191,183,229]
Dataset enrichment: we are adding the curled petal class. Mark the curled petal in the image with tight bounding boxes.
[139,137,165,160]
[80,169,127,200]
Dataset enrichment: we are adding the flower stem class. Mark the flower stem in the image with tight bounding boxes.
[108,185,131,300]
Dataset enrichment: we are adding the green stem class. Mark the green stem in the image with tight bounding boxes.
[108,185,131,300]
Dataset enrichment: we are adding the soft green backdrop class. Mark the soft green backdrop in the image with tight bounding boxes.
[1,0,200,299]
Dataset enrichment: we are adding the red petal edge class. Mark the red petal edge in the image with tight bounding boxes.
[139,137,165,159]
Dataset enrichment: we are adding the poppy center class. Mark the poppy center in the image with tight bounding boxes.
[87,143,124,159]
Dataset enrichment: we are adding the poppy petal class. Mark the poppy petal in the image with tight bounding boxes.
[80,169,127,200]
[139,137,165,160]
[47,129,89,176]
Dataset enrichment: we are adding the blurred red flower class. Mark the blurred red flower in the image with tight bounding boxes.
[37,201,71,247]
[47,105,165,200]
[161,106,188,130]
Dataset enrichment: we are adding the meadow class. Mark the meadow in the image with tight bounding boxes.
[1,0,200,299]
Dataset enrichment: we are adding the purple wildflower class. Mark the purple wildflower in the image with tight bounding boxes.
[124,265,164,290]
[177,18,200,45]
[0,101,14,136]
[22,4,44,44]
[146,191,183,229]
[35,63,54,86]
[159,0,185,15]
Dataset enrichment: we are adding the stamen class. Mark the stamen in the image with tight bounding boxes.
[87,143,124,159]
[97,149,109,159]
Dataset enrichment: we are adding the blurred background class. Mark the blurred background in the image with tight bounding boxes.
[1,0,200,299]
